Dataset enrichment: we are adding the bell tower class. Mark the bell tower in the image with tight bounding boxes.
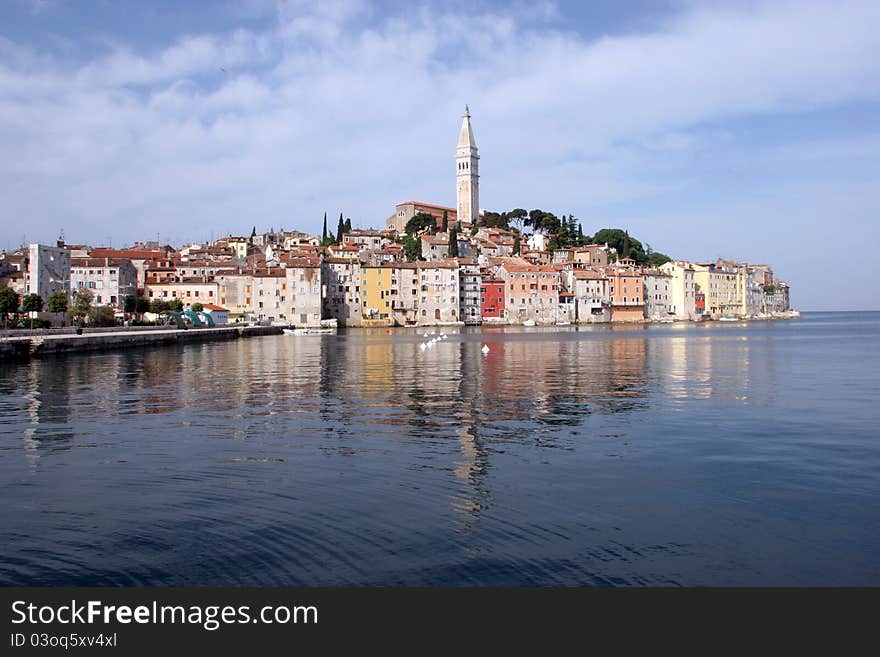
[455,105,479,227]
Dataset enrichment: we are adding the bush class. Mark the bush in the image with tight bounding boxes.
[11,318,52,329]
[88,305,117,327]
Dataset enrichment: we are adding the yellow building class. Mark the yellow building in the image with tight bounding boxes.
[693,261,743,318]
[361,265,393,320]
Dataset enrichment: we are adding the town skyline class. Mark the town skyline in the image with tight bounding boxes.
[3,1,879,311]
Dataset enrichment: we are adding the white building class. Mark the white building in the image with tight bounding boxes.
[70,257,138,309]
[321,257,361,326]
[643,270,672,321]
[201,303,230,325]
[660,261,696,321]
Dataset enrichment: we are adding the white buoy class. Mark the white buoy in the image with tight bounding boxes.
[481,344,490,354]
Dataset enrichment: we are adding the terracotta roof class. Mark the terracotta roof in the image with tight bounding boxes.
[419,260,459,269]
[90,248,169,259]
[571,270,606,279]
[397,201,457,213]
[502,264,560,273]
[71,257,134,268]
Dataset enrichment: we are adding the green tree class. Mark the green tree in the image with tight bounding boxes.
[403,235,421,262]
[21,293,43,328]
[567,215,578,247]
[123,294,137,314]
[135,296,150,316]
[190,302,204,313]
[336,212,345,243]
[88,305,116,327]
[507,208,528,231]
[558,215,570,247]
[22,293,43,313]
[0,287,20,327]
[344,217,352,233]
[442,210,449,233]
[149,299,169,314]
[513,234,521,255]
[448,228,458,257]
[47,290,68,321]
[405,212,437,235]
[577,224,586,246]
[592,228,649,264]
[645,252,671,267]
[167,298,184,312]
[481,211,509,229]
[321,212,328,244]
[71,288,94,325]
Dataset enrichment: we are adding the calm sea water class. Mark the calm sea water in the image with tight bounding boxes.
[1,312,878,586]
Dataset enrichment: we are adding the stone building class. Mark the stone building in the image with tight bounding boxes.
[69,257,138,309]
[27,243,70,304]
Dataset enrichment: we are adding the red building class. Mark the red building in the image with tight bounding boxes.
[480,279,506,320]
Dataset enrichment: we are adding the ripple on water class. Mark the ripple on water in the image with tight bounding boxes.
[1,315,880,585]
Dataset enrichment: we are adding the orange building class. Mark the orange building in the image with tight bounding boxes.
[607,259,644,322]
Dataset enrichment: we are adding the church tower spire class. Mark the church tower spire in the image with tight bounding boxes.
[456,105,479,227]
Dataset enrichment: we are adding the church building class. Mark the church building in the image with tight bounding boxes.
[386,107,482,233]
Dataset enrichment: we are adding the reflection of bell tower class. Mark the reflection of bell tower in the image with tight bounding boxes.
[455,105,479,226]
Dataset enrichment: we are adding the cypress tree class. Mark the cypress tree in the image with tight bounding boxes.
[321,212,328,243]
[344,217,352,233]
[513,234,521,255]
[448,228,458,257]
[336,212,345,244]
[442,210,448,233]
[558,215,569,247]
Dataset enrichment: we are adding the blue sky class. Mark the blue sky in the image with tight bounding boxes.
[2,0,879,310]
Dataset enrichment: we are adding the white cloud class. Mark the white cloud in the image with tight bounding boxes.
[1,0,879,307]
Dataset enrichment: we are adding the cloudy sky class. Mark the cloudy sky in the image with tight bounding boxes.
[2,0,879,310]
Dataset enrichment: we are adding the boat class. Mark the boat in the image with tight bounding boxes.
[658,318,674,324]
[555,321,571,326]
[718,316,740,322]
[522,320,536,327]
[283,327,336,335]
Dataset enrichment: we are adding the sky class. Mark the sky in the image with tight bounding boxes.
[1,0,879,310]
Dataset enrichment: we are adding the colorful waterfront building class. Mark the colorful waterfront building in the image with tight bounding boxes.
[499,263,561,325]
[361,265,393,321]
[607,259,644,322]
[417,260,460,325]
[480,277,506,322]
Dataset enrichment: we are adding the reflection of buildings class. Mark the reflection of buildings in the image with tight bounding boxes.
[5,326,777,531]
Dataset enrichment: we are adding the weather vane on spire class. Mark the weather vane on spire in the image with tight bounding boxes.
[464,104,470,117]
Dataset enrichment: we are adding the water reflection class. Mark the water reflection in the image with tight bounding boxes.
[3,316,876,586]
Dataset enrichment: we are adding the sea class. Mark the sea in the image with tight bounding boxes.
[1,311,878,586]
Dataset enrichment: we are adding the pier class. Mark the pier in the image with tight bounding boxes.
[0,325,282,361]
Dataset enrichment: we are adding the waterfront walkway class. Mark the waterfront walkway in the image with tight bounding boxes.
[0,325,281,360]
